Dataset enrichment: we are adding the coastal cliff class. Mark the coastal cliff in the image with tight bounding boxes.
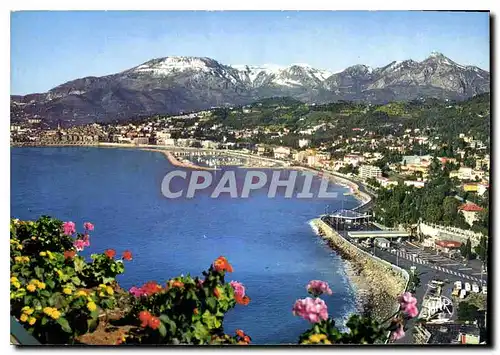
[310,218,408,323]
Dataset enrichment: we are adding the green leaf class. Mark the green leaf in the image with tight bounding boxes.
[71,277,81,286]
[158,323,167,338]
[34,267,44,280]
[193,321,209,340]
[45,279,55,289]
[57,317,72,333]
[206,297,216,310]
[41,317,48,326]
[87,317,99,333]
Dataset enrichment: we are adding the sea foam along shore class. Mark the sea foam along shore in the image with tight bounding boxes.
[310,218,408,324]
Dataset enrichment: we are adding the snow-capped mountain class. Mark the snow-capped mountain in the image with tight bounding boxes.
[11,53,490,125]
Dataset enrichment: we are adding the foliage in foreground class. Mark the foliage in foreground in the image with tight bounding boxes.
[11,216,418,345]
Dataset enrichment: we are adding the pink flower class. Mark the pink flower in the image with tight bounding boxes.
[73,239,85,251]
[83,222,94,231]
[62,221,76,235]
[292,297,328,323]
[307,280,333,296]
[398,292,419,318]
[81,234,90,247]
[129,286,144,298]
[398,292,417,307]
[230,281,246,298]
[390,324,405,341]
[403,303,419,318]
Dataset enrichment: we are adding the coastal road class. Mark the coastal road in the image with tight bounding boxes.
[322,218,472,344]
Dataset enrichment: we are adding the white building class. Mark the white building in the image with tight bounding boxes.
[163,138,176,147]
[458,203,484,226]
[359,165,382,179]
[404,180,426,188]
[376,177,399,189]
[343,154,365,167]
[273,146,291,159]
[298,139,310,148]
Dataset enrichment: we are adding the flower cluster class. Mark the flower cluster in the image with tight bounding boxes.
[62,221,76,236]
[230,281,245,298]
[213,256,233,273]
[292,297,329,323]
[20,306,36,325]
[64,250,76,259]
[26,279,46,292]
[398,292,419,318]
[43,307,61,320]
[302,333,332,345]
[14,256,30,263]
[129,281,163,298]
[104,249,116,258]
[98,283,115,297]
[138,310,161,330]
[235,329,251,345]
[229,281,250,305]
[10,276,21,289]
[122,250,133,261]
[307,280,333,297]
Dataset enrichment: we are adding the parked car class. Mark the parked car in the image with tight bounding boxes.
[472,283,480,293]
[459,289,467,299]
[482,286,487,295]
[465,283,471,292]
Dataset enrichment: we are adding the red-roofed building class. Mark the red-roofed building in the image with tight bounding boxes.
[435,240,462,253]
[459,203,484,226]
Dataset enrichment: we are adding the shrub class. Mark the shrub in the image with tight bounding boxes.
[11,216,418,345]
[10,217,130,344]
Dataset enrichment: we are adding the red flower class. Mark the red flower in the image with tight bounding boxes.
[64,250,76,259]
[213,287,221,299]
[142,281,162,296]
[122,250,132,261]
[139,310,152,328]
[171,281,184,288]
[193,308,199,315]
[104,249,116,259]
[236,329,245,338]
[235,295,250,306]
[243,335,251,343]
[213,256,233,273]
[148,316,161,330]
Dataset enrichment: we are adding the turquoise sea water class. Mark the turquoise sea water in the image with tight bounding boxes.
[11,147,360,344]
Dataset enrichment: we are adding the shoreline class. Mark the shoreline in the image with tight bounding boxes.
[141,148,216,171]
[311,219,407,324]
[12,144,371,206]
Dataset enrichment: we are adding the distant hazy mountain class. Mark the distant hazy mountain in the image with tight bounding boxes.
[11,52,490,126]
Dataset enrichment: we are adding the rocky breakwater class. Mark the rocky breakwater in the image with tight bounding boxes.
[311,219,407,323]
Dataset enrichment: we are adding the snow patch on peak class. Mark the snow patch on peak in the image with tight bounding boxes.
[134,56,218,76]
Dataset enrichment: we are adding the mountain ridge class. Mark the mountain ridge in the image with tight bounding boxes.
[11,52,490,126]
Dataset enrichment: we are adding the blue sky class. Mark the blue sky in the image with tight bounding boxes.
[11,11,490,95]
